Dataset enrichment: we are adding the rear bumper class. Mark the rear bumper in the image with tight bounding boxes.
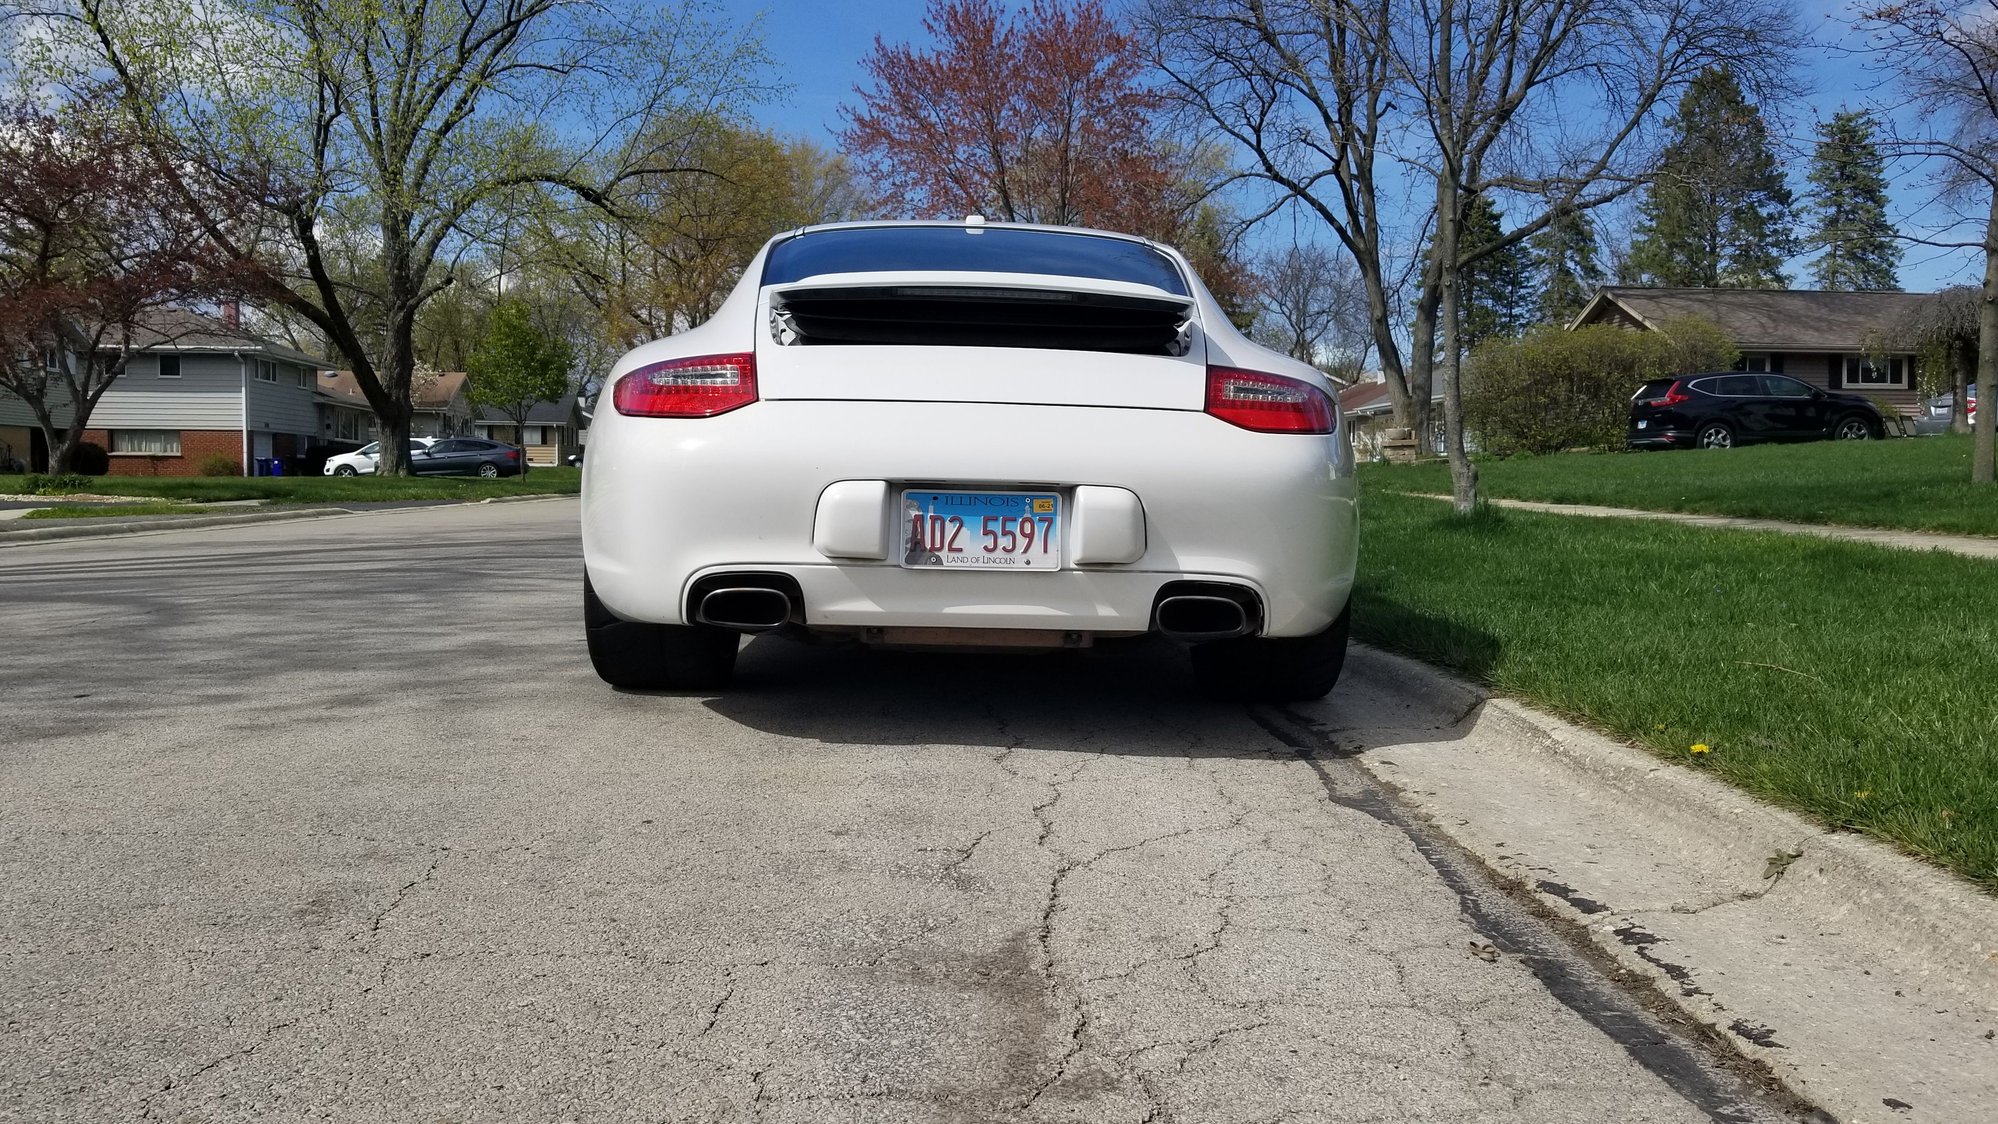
[1626,428,1691,450]
[582,400,1357,637]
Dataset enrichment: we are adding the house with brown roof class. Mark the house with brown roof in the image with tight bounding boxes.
[1570,287,1932,414]
[316,369,475,443]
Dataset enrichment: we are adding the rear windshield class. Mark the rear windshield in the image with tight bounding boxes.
[1632,379,1676,401]
[762,226,1189,295]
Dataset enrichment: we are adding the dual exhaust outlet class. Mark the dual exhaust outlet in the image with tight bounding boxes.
[694,579,1259,642]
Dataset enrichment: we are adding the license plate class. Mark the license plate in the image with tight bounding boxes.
[900,490,1060,570]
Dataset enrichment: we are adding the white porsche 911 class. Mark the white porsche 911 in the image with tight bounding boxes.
[580,219,1358,700]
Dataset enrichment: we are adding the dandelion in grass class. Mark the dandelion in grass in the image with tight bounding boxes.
[1854,790,1871,801]
[1690,743,1712,755]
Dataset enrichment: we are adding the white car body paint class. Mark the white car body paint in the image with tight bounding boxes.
[581,221,1357,639]
[323,437,436,476]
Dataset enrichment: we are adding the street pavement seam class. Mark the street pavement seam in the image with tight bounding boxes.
[1397,492,1998,560]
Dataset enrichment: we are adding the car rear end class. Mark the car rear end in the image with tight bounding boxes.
[1628,378,1698,449]
[581,223,1356,693]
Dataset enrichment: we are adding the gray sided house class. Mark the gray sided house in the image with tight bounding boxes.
[473,393,583,466]
[3,309,328,476]
[1571,288,1933,415]
[317,370,475,443]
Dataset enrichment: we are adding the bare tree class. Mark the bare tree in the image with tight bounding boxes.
[0,100,235,473]
[24,0,766,475]
[1877,284,1977,434]
[1860,1,1998,483]
[1249,241,1371,380]
[1148,0,1793,508]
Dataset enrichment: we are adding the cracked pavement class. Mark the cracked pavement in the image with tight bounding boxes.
[1,500,1803,1122]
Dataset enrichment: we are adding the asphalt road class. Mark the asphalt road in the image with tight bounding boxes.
[1,501,1806,1123]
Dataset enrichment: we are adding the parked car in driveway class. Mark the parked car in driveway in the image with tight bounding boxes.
[1627,373,1884,450]
[411,437,524,477]
[323,438,437,476]
[580,219,1357,700]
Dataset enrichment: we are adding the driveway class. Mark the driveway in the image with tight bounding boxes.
[0,501,1802,1122]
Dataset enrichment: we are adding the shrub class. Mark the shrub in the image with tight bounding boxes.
[70,441,111,475]
[22,472,91,494]
[1464,317,1738,457]
[197,453,239,476]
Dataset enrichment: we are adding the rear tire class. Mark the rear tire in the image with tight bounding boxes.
[1191,603,1350,703]
[584,575,739,690]
[1695,421,1734,450]
[478,462,501,478]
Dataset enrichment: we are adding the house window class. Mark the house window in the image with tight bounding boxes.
[524,425,547,445]
[1738,353,1772,373]
[1841,355,1908,389]
[42,346,60,371]
[255,359,277,382]
[295,367,311,389]
[110,430,182,455]
[159,355,181,378]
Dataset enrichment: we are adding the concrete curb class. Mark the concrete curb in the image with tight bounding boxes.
[0,492,577,545]
[1292,646,1998,1124]
[0,508,356,545]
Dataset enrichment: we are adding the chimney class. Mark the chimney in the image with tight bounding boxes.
[220,300,240,327]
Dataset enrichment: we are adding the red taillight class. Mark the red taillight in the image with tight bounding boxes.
[1658,380,1693,407]
[613,353,758,418]
[1204,365,1336,434]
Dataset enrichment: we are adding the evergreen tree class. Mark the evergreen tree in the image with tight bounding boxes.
[1804,110,1901,290]
[1626,67,1796,288]
[1458,195,1535,348]
[1531,209,1605,324]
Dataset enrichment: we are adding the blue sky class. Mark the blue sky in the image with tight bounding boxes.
[724,0,1981,292]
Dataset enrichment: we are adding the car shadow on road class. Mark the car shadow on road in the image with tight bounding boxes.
[700,617,1495,762]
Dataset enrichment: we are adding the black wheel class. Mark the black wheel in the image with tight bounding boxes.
[334,464,359,477]
[1834,415,1874,441]
[584,576,739,690]
[1191,602,1350,703]
[1695,421,1734,450]
[478,461,501,478]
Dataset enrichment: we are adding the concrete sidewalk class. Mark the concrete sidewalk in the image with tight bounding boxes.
[1405,493,1998,561]
[1288,648,1998,1124]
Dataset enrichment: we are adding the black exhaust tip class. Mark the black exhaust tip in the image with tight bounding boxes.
[1155,594,1253,642]
[696,587,793,633]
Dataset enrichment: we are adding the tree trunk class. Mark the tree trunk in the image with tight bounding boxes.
[1977,190,1998,484]
[1435,186,1478,514]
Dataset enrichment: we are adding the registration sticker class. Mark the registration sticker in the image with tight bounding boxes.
[901,490,1061,570]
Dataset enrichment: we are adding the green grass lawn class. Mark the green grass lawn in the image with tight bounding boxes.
[1354,490,1998,892]
[0,466,579,503]
[1359,435,1998,537]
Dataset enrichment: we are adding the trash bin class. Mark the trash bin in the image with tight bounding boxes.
[254,457,271,476]
[270,459,284,477]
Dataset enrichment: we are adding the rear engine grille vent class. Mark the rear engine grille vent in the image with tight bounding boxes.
[769,286,1193,356]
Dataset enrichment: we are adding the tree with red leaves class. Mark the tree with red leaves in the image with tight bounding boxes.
[0,101,236,474]
[840,0,1192,236]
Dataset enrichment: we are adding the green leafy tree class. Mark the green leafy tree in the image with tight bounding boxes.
[1532,210,1605,325]
[1627,68,1796,289]
[1458,196,1535,349]
[31,0,765,475]
[1804,110,1901,291]
[467,300,572,479]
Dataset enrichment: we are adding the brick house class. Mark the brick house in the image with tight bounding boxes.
[4,309,330,476]
[1570,287,1933,415]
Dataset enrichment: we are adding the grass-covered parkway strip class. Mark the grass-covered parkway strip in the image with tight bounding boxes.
[1353,490,1998,893]
[0,466,580,504]
[1359,435,1997,537]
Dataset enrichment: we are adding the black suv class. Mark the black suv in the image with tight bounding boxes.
[1627,372,1883,450]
